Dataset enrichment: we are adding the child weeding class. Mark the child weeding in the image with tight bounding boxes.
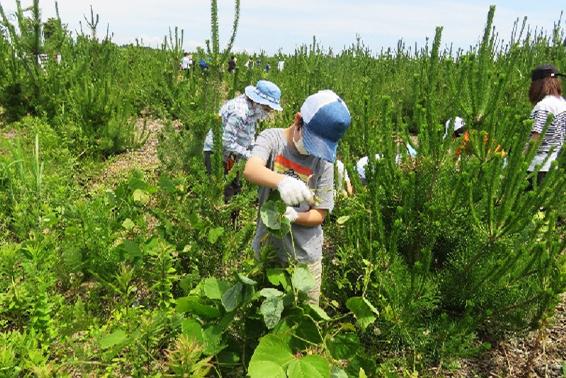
[527,64,565,184]
[244,90,351,304]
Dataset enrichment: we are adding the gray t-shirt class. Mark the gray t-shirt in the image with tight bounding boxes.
[251,129,334,263]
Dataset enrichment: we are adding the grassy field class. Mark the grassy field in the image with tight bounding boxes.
[0,2,564,377]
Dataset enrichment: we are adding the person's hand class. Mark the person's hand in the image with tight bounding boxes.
[283,207,299,223]
[276,176,314,206]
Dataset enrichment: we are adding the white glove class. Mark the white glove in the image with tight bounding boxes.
[276,176,314,206]
[283,207,299,223]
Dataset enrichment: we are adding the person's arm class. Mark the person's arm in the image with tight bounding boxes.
[244,156,284,188]
[525,109,547,152]
[291,160,334,226]
[343,169,353,196]
[295,208,327,226]
[222,115,252,159]
[244,156,314,206]
[345,180,354,196]
[530,109,549,138]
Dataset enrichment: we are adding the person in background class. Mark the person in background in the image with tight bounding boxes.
[356,154,382,185]
[277,60,285,72]
[203,80,283,201]
[444,116,466,139]
[199,58,209,73]
[335,158,353,196]
[180,52,193,76]
[526,64,565,184]
[228,55,237,73]
[355,137,417,185]
[264,63,271,73]
[244,90,351,305]
[446,116,507,160]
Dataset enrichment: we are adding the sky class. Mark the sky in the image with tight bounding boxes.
[1,1,565,54]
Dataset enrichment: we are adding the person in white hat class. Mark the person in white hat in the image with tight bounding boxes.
[203,80,283,201]
[444,116,466,139]
[244,90,351,305]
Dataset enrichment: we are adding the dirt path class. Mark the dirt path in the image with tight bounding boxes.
[87,118,170,191]
[443,294,565,377]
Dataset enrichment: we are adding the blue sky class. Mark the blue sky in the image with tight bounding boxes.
[2,1,565,54]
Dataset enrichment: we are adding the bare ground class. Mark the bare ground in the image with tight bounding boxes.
[86,118,176,192]
[439,294,565,378]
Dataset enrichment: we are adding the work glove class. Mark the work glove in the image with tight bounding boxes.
[283,207,299,223]
[276,176,314,206]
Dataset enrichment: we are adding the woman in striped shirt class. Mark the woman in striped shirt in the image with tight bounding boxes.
[527,64,566,183]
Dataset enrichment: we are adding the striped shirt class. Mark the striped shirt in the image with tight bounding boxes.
[528,95,566,171]
[203,95,264,159]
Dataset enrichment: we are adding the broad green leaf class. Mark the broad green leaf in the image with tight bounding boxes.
[359,367,368,378]
[336,215,351,225]
[271,318,295,345]
[291,266,315,293]
[292,316,323,347]
[331,366,349,378]
[327,333,361,360]
[287,355,330,378]
[260,200,284,231]
[259,288,285,298]
[99,329,128,349]
[202,325,226,356]
[307,304,331,321]
[267,268,290,290]
[248,334,294,378]
[176,296,221,319]
[248,361,286,378]
[132,189,150,205]
[346,297,379,330]
[237,273,257,286]
[207,227,224,244]
[118,240,142,259]
[221,282,243,312]
[203,277,230,300]
[260,296,285,329]
[181,318,204,345]
[122,218,135,230]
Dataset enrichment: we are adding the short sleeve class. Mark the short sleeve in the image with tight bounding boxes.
[251,129,277,163]
[314,161,334,212]
[531,109,550,134]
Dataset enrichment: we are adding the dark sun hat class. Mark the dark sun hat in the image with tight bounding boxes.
[531,64,565,81]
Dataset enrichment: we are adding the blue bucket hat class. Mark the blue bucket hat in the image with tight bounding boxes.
[244,80,283,111]
[300,90,351,163]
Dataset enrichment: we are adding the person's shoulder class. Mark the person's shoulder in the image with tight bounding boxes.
[223,95,249,118]
[258,128,284,139]
[534,95,566,114]
[320,159,334,172]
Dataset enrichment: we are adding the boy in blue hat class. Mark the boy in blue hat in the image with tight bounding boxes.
[244,90,351,304]
[204,80,283,201]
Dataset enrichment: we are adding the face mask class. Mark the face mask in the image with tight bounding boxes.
[252,103,270,120]
[293,127,309,155]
